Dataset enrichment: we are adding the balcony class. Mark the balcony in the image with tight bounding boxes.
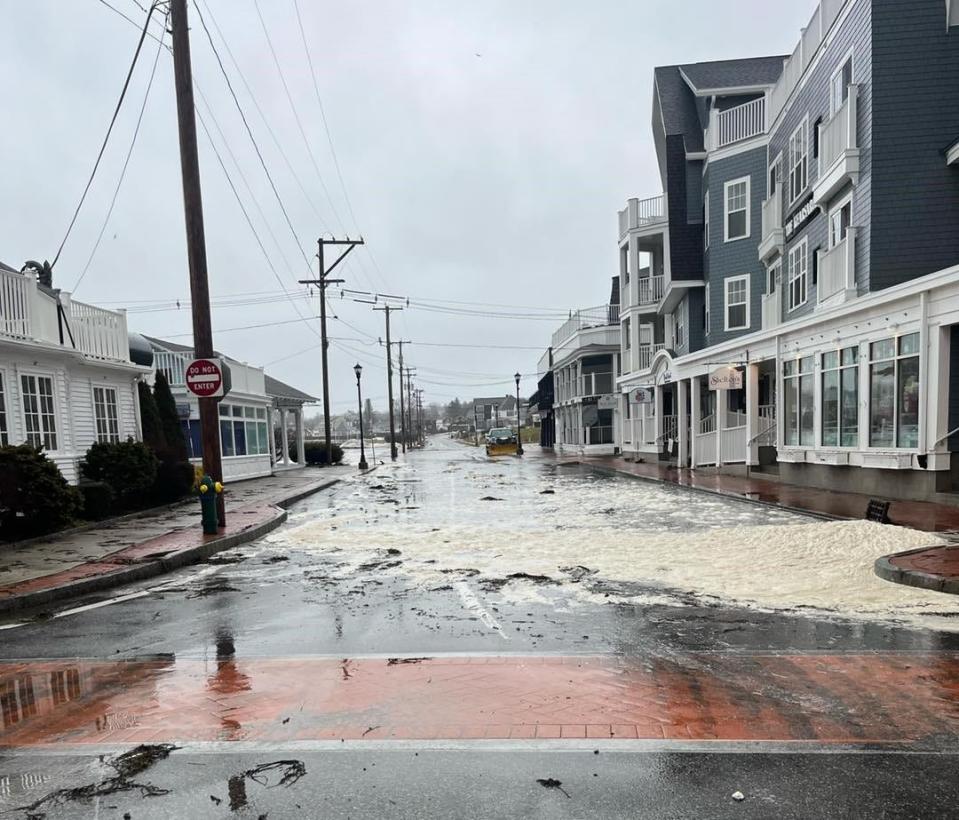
[813,84,860,206]
[637,275,664,309]
[551,304,619,350]
[618,194,666,241]
[761,288,782,330]
[154,350,191,386]
[636,342,665,372]
[707,97,766,151]
[758,193,784,262]
[817,227,858,306]
[0,268,131,363]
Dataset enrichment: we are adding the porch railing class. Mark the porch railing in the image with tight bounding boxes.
[0,268,33,339]
[817,227,858,303]
[698,414,716,435]
[715,97,766,148]
[637,275,664,306]
[756,404,777,446]
[154,350,191,386]
[762,289,781,330]
[819,84,859,176]
[636,342,665,371]
[551,304,619,349]
[68,300,129,362]
[618,194,666,239]
[761,193,782,242]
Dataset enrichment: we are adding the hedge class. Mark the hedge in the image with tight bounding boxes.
[304,441,344,465]
[0,445,81,540]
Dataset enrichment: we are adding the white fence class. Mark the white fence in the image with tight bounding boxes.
[716,97,766,148]
[618,194,666,239]
[0,268,33,339]
[154,350,191,386]
[68,300,129,362]
[636,342,665,371]
[551,304,619,349]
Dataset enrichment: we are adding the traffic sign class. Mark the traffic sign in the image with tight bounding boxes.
[185,358,224,398]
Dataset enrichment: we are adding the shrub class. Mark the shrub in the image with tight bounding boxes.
[153,459,197,503]
[81,439,158,509]
[153,371,187,461]
[78,480,115,521]
[0,445,81,540]
[304,441,344,465]
[137,380,165,453]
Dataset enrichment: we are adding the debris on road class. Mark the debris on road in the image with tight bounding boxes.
[387,657,432,665]
[732,790,745,801]
[536,778,571,798]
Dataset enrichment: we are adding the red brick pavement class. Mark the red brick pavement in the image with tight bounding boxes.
[570,455,959,533]
[2,654,957,747]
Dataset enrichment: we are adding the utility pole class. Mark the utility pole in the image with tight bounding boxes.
[300,237,364,466]
[170,0,225,526]
[369,304,401,460]
[416,388,425,445]
[404,367,416,448]
[397,340,407,453]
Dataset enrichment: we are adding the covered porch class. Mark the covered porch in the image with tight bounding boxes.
[265,375,318,472]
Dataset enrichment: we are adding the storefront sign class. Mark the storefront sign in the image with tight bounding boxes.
[582,404,599,426]
[784,195,818,240]
[597,395,618,410]
[631,388,654,404]
[708,366,743,391]
[657,370,673,385]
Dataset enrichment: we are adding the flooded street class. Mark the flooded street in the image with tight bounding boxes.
[1,437,959,818]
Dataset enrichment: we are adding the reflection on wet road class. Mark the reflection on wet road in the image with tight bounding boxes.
[2,437,959,817]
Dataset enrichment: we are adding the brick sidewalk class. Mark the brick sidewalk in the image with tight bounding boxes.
[875,544,959,595]
[0,470,342,613]
[2,653,957,747]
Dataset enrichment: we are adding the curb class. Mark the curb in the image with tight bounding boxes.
[874,546,959,595]
[0,477,343,616]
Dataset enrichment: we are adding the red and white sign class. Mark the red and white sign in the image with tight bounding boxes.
[185,358,224,398]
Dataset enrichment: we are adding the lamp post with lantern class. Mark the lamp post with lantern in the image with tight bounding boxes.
[514,372,524,456]
[354,363,369,471]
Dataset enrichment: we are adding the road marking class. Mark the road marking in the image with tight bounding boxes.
[0,565,223,630]
[455,581,510,640]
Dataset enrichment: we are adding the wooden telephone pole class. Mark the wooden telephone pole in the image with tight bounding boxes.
[170,0,225,526]
[299,237,364,466]
[370,304,402,460]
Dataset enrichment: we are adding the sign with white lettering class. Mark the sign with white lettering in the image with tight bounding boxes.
[597,395,618,410]
[186,358,224,398]
[657,370,674,385]
[631,388,654,404]
[708,366,743,391]
[784,195,818,240]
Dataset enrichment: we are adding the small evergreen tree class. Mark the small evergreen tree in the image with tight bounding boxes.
[137,380,165,453]
[153,370,187,461]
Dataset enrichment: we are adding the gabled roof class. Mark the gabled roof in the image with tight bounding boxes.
[265,374,318,403]
[654,66,705,153]
[678,55,786,95]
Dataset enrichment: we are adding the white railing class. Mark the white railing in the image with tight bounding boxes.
[68,300,129,362]
[762,289,781,330]
[761,193,782,242]
[756,404,777,446]
[818,227,858,303]
[636,342,665,371]
[0,268,33,339]
[819,85,859,176]
[720,425,748,463]
[637,275,664,306]
[769,0,852,125]
[618,194,666,239]
[716,97,766,148]
[154,350,191,386]
[661,415,678,442]
[699,414,716,435]
[551,304,619,349]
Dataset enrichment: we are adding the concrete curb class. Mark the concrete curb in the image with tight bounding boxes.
[0,477,344,616]
[874,547,959,595]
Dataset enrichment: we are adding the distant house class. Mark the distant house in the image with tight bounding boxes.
[145,336,317,481]
[0,260,147,482]
[471,394,527,432]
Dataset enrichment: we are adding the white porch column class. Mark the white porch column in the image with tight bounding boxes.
[925,323,951,468]
[281,408,290,465]
[654,384,664,448]
[267,407,276,467]
[296,408,306,465]
[677,378,689,468]
[691,377,701,468]
[715,388,725,468]
[745,364,760,466]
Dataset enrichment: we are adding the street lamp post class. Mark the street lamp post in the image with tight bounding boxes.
[354,363,369,471]
[514,372,524,456]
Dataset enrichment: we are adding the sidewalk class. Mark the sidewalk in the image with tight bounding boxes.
[557,453,959,596]
[0,469,344,614]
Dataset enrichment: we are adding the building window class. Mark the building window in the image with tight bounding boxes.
[704,283,710,335]
[830,54,854,116]
[704,190,710,249]
[675,302,686,349]
[0,372,7,446]
[724,177,750,241]
[822,347,858,447]
[219,404,270,457]
[829,198,852,248]
[783,357,814,446]
[724,275,749,331]
[21,374,58,451]
[869,334,920,448]
[768,156,780,196]
[788,118,808,204]
[787,238,808,311]
[767,263,779,294]
[93,386,120,443]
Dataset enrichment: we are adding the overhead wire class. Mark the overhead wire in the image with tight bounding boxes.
[54,1,157,269]
[74,5,169,292]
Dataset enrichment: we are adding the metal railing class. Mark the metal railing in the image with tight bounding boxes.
[0,268,33,339]
[618,194,666,239]
[69,300,129,362]
[754,404,777,446]
[551,304,619,349]
[716,97,766,147]
[819,85,859,176]
[637,275,664,306]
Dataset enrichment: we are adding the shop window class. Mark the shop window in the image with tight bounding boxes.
[219,404,270,457]
[783,357,814,446]
[821,347,859,447]
[869,334,920,448]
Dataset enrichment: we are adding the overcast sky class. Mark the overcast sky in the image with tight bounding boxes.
[1,0,813,412]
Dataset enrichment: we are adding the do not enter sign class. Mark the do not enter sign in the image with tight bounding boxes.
[186,358,225,398]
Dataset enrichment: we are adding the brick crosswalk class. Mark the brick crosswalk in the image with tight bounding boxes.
[2,653,958,747]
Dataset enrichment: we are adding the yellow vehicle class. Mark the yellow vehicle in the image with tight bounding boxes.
[485,427,518,457]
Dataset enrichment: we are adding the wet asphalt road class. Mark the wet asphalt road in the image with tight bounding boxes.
[1,436,958,818]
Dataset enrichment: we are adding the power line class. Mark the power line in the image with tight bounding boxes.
[74,7,168,292]
[55,1,157,269]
